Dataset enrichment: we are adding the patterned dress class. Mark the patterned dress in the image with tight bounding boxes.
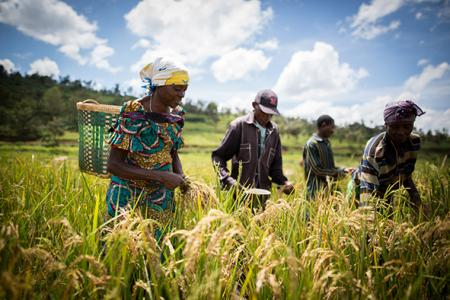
[105,100,184,228]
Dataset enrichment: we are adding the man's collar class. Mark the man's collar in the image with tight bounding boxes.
[245,112,255,124]
[313,133,325,142]
[245,112,274,129]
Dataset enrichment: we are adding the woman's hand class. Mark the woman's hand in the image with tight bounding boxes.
[344,167,356,174]
[157,171,186,189]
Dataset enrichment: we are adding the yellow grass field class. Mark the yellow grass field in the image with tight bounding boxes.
[0,137,449,299]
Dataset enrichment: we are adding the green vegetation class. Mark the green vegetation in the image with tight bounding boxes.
[1,66,449,151]
[0,142,449,299]
[0,66,133,143]
[1,66,449,299]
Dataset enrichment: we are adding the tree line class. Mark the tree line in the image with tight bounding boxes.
[0,66,448,147]
[0,66,133,144]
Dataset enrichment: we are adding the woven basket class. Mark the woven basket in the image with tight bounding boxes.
[76,99,121,178]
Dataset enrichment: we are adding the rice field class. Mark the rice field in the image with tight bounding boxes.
[0,149,449,299]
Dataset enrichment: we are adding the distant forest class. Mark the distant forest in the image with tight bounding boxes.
[0,66,448,147]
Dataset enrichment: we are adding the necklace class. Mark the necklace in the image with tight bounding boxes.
[143,95,153,112]
[148,98,153,112]
[147,96,171,114]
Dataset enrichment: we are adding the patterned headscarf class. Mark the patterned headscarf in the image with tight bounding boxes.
[139,57,189,95]
[383,100,425,124]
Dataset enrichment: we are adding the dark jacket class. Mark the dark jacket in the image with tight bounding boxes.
[211,112,288,190]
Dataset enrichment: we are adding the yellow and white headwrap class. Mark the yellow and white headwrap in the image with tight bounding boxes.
[139,57,189,95]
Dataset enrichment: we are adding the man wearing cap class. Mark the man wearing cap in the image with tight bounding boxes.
[303,115,355,199]
[355,100,425,211]
[212,89,294,195]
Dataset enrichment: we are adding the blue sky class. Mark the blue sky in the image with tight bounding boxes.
[1,0,449,131]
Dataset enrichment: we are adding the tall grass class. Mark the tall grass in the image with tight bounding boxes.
[0,153,448,299]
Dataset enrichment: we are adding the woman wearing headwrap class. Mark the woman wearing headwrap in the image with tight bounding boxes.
[351,100,426,213]
[105,57,189,239]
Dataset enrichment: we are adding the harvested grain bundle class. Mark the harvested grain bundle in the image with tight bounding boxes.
[177,177,218,211]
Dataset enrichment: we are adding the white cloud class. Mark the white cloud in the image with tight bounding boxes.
[350,0,404,39]
[274,42,368,101]
[391,63,450,131]
[0,0,119,72]
[286,93,450,132]
[352,0,404,26]
[211,48,271,82]
[402,62,450,96]
[217,91,256,113]
[90,45,121,73]
[417,58,428,66]
[437,2,450,19]
[415,109,450,133]
[90,80,105,91]
[0,58,16,74]
[58,44,86,65]
[28,57,60,77]
[285,95,389,127]
[123,78,144,97]
[283,61,450,132]
[131,39,151,50]
[352,20,401,40]
[348,0,448,39]
[124,0,273,68]
[255,38,279,50]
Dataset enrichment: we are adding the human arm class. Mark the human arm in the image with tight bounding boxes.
[304,142,342,177]
[107,147,185,189]
[358,154,381,204]
[399,133,421,205]
[343,167,356,174]
[268,135,291,194]
[211,123,241,188]
[106,100,186,189]
[171,150,184,177]
[403,176,430,217]
[403,176,421,205]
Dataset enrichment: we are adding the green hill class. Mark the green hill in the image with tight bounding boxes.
[1,65,449,156]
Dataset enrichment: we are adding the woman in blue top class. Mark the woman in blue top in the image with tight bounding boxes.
[105,57,189,239]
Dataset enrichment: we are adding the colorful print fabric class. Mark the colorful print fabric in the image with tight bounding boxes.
[105,100,184,220]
